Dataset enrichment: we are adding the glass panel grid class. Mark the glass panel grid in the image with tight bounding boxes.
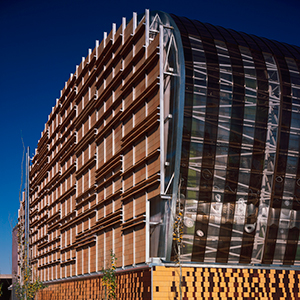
[181,34,207,262]
[204,40,233,263]
[227,46,257,263]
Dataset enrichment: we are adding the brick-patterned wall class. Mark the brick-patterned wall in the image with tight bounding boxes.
[36,265,300,299]
[37,268,151,300]
[152,266,300,300]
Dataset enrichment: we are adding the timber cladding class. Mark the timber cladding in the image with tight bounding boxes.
[37,268,151,300]
[29,11,160,281]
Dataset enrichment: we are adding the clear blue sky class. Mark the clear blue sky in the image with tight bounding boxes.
[0,0,299,275]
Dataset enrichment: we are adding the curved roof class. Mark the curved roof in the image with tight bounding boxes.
[172,15,300,59]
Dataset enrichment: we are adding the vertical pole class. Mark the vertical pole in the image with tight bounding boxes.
[112,23,116,43]
[133,12,137,33]
[23,147,30,300]
[24,151,27,265]
[178,189,182,300]
[103,32,107,48]
[179,227,182,300]
[145,191,150,263]
[25,147,30,266]
[145,9,150,58]
[122,17,126,45]
[159,24,165,195]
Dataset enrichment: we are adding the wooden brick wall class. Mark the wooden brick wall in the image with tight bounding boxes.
[36,265,300,300]
[152,266,300,300]
[36,268,151,300]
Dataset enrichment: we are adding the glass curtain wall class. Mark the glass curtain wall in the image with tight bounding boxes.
[171,14,300,266]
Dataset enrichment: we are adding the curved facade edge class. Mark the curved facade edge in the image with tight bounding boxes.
[145,11,186,261]
[168,14,300,268]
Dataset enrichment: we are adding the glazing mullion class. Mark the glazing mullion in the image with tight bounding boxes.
[262,52,292,264]
[205,44,233,262]
[181,35,207,262]
[216,41,245,263]
[227,46,257,263]
[239,47,269,264]
[169,15,194,262]
[191,22,220,262]
[273,58,300,264]
[246,53,280,264]
[202,40,233,263]
[283,58,300,265]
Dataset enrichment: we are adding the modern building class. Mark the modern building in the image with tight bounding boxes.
[23,9,300,299]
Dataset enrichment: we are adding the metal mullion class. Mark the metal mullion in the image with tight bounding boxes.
[167,14,197,262]
[216,41,246,263]
[262,50,292,265]
[239,41,270,264]
[181,32,208,262]
[176,19,219,263]
[283,58,300,265]
[203,39,233,263]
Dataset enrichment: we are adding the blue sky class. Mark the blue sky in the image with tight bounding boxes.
[0,0,299,274]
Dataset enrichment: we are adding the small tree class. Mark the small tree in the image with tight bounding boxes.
[14,220,46,300]
[172,179,184,300]
[173,209,184,300]
[102,250,117,300]
[14,263,45,300]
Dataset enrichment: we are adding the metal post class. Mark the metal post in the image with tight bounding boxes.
[133,12,137,33]
[25,147,30,266]
[159,24,165,195]
[145,191,150,263]
[145,9,150,57]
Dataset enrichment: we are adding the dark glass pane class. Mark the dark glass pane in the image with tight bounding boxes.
[182,17,201,37]
[204,23,225,42]
[228,29,249,48]
[216,26,237,45]
[239,32,260,51]
[253,36,272,53]
[193,20,214,39]
[285,43,300,59]
[273,40,294,58]
[262,223,278,264]
[283,227,299,264]
[289,45,300,59]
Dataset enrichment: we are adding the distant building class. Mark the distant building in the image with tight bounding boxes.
[24,9,300,299]
[0,274,12,300]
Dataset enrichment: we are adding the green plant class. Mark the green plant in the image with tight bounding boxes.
[14,222,46,300]
[0,281,3,297]
[173,209,184,300]
[172,178,185,300]
[102,250,117,300]
[14,264,45,300]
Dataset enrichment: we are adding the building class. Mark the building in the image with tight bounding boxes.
[0,275,12,300]
[24,9,300,299]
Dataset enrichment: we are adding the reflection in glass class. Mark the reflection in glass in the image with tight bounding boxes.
[250,53,280,263]
[204,40,233,263]
[228,47,257,263]
[274,57,300,264]
[173,19,300,267]
[181,35,207,261]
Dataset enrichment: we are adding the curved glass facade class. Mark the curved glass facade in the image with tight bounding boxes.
[167,15,300,266]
